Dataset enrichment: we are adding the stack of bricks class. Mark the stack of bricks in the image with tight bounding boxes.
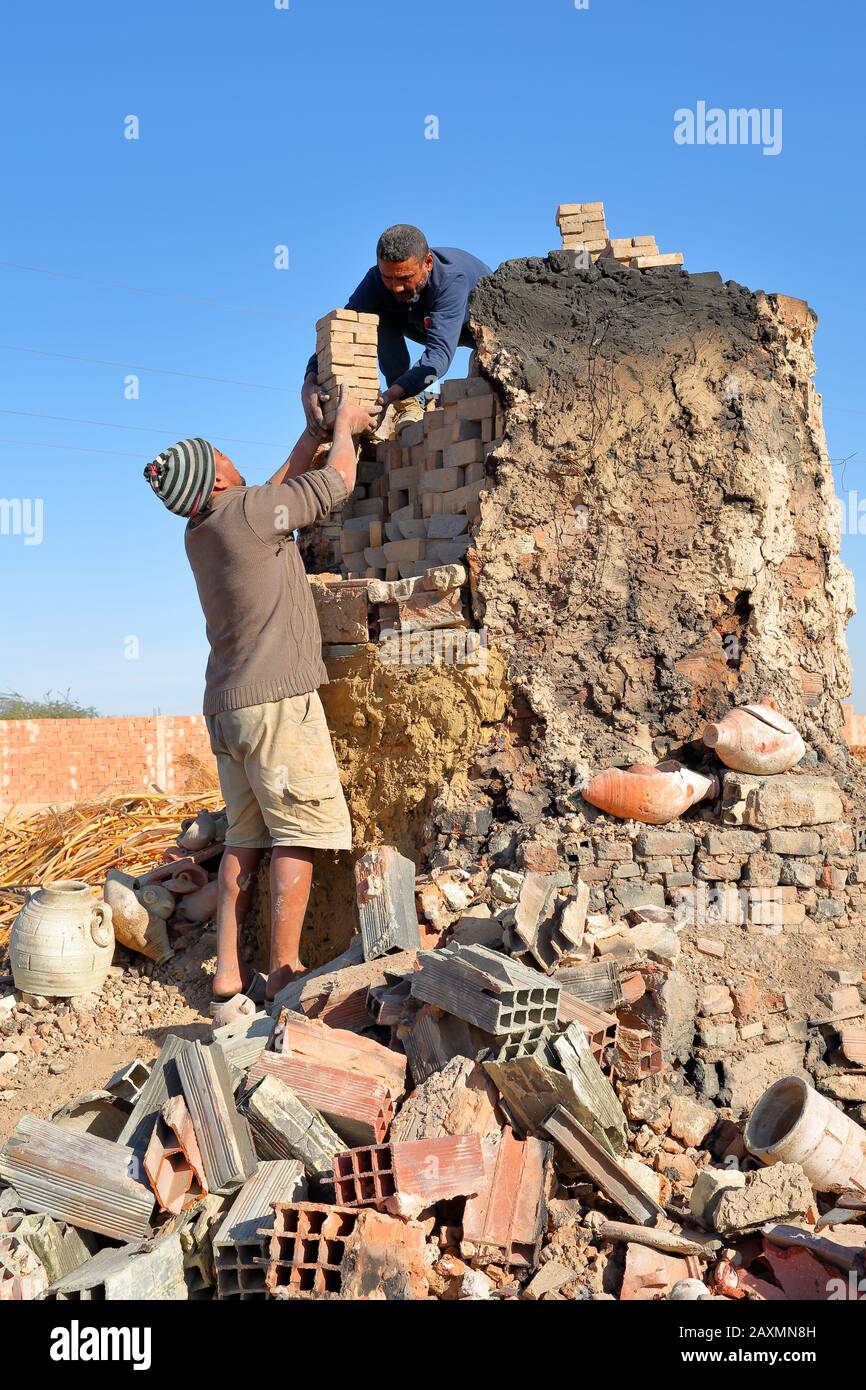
[337,375,503,582]
[556,201,684,270]
[556,201,610,258]
[316,309,380,428]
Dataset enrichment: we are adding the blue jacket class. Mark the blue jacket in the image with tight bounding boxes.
[306,247,492,398]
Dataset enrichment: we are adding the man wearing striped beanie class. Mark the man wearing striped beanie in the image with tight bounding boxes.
[143,394,376,1004]
[143,437,217,517]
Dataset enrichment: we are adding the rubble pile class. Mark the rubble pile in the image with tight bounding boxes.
[1,833,865,1301]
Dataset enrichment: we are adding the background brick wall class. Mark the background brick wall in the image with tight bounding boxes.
[0,715,218,806]
[844,703,866,753]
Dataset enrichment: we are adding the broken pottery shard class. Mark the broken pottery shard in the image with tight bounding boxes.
[0,1116,154,1242]
[213,1159,307,1300]
[242,1073,346,1179]
[176,1041,257,1196]
[581,761,718,824]
[355,846,422,959]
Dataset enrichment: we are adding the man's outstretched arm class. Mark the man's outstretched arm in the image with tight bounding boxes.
[267,427,326,485]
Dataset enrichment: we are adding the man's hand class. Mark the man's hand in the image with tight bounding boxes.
[301,373,329,441]
[336,390,378,437]
[380,383,407,409]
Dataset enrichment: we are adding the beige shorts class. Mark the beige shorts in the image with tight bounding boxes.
[205,692,352,851]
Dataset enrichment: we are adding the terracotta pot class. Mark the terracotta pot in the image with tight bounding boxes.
[174,879,219,924]
[178,810,219,852]
[701,700,805,774]
[103,870,174,964]
[581,761,719,825]
[10,880,114,998]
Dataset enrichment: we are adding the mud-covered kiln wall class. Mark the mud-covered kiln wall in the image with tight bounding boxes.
[468,255,855,786]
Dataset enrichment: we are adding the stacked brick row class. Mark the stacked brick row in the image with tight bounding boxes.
[316,310,380,427]
[0,716,216,805]
[556,200,684,269]
[336,377,503,582]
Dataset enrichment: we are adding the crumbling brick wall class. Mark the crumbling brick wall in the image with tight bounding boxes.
[0,715,217,805]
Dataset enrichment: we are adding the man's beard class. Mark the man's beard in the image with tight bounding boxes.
[393,272,429,305]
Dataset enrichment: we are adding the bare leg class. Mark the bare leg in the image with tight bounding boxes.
[268,846,313,998]
[213,846,264,998]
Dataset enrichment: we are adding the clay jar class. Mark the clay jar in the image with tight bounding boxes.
[701,700,805,775]
[581,761,719,825]
[103,870,174,964]
[10,879,114,997]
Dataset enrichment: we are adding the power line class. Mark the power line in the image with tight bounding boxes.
[0,408,283,449]
[0,260,297,321]
[0,436,142,458]
[0,344,293,393]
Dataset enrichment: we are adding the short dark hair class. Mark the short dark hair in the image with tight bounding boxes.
[376,224,429,264]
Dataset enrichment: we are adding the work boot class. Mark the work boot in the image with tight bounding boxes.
[392,395,426,435]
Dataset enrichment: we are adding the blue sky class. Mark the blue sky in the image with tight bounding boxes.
[1,0,863,715]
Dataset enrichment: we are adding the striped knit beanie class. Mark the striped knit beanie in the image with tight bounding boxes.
[143,438,216,517]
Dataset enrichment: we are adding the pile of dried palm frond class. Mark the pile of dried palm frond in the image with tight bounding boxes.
[0,792,223,943]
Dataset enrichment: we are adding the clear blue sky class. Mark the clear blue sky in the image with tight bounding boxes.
[1,0,863,715]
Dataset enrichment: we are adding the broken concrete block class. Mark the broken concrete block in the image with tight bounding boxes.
[332,1135,485,1218]
[668,1094,717,1148]
[462,1126,549,1268]
[243,1073,346,1180]
[389,1056,500,1144]
[410,942,560,1041]
[176,1041,257,1196]
[213,1159,307,1300]
[0,1116,154,1242]
[722,772,844,829]
[249,1052,395,1147]
[712,1163,813,1234]
[47,1233,188,1300]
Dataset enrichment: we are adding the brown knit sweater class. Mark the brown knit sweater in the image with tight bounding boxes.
[184,465,347,714]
